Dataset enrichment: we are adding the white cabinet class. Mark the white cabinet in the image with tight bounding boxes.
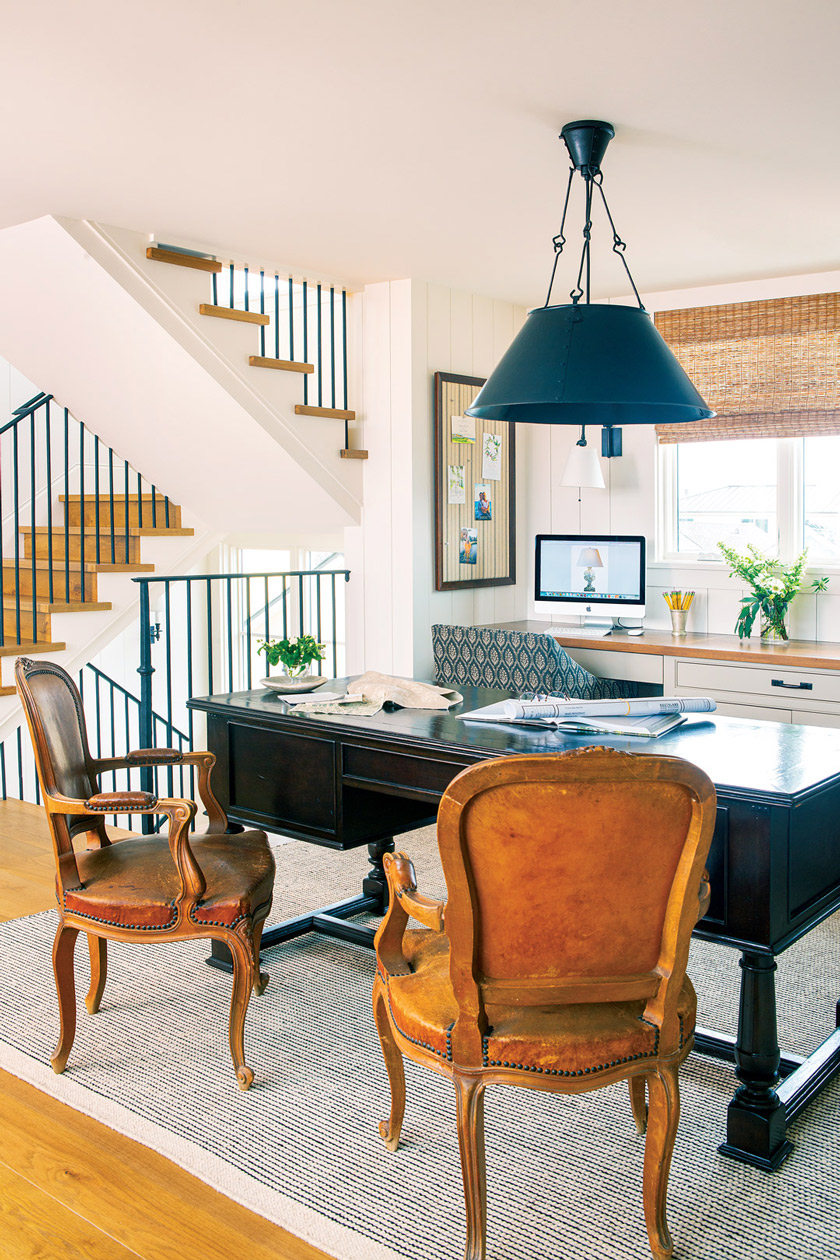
[667,656,840,729]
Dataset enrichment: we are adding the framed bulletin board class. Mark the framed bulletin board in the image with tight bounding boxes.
[433,371,516,591]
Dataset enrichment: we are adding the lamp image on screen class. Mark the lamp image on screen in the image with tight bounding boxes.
[577,546,603,593]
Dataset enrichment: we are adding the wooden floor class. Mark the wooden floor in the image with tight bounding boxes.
[0,799,332,1260]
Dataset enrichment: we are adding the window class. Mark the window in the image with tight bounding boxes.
[660,435,840,564]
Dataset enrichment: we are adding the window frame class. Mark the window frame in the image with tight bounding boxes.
[656,436,840,570]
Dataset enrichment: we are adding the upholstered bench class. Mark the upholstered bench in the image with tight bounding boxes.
[432,624,639,700]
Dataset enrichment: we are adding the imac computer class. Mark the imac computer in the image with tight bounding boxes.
[534,534,646,634]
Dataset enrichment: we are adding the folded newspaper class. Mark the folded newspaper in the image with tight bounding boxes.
[293,671,463,717]
[459,695,716,738]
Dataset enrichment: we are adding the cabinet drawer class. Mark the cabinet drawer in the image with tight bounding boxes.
[715,701,791,723]
[342,744,466,798]
[675,659,840,704]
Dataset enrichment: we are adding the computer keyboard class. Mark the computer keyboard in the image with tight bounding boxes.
[548,624,613,639]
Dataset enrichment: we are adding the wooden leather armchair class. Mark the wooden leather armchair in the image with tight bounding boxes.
[373,746,716,1260]
[16,656,275,1090]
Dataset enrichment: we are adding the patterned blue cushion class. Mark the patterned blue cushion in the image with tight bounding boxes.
[431,625,639,700]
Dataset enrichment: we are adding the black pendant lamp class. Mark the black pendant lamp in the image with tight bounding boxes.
[466,120,714,427]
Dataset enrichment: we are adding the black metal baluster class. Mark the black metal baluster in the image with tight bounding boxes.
[274,274,280,360]
[186,579,194,790]
[243,265,249,312]
[330,286,336,409]
[124,458,130,554]
[288,276,294,362]
[79,422,86,603]
[297,574,304,639]
[302,279,309,404]
[94,434,101,563]
[13,424,21,643]
[245,580,252,689]
[206,577,213,696]
[164,581,173,759]
[342,289,348,411]
[151,482,158,528]
[124,691,131,828]
[212,271,218,307]
[229,263,234,309]
[64,409,71,601]
[331,573,338,676]
[260,269,265,358]
[315,575,323,673]
[45,400,54,605]
[137,580,155,833]
[317,283,323,407]
[226,575,233,692]
[137,470,144,528]
[29,411,37,642]
[16,727,23,800]
[109,447,116,563]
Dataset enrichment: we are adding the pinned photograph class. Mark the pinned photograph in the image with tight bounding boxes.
[459,527,478,565]
[474,483,492,521]
[447,464,466,505]
[482,431,502,480]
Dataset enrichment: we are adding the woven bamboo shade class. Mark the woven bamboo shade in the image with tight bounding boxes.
[654,292,840,443]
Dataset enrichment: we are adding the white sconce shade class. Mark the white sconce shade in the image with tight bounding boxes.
[560,441,605,490]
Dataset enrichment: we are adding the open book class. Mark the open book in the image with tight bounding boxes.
[458,695,716,738]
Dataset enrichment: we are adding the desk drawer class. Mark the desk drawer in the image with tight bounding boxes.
[675,659,840,704]
[343,744,466,798]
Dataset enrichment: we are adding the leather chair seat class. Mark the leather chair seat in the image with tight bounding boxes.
[64,831,275,931]
[385,929,697,1076]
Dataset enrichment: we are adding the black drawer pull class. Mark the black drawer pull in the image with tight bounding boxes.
[771,678,813,691]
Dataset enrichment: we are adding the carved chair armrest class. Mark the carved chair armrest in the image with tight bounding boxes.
[373,851,445,977]
[49,791,205,904]
[92,750,228,833]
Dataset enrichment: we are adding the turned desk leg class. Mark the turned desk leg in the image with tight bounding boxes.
[719,950,793,1169]
[363,838,396,913]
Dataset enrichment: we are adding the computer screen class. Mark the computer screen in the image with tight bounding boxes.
[534,534,646,618]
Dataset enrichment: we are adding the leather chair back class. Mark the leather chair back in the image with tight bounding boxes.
[437,748,715,1021]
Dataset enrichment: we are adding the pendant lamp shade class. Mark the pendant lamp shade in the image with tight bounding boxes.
[466,304,715,426]
[560,439,605,489]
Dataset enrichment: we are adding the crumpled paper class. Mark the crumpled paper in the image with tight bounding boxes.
[295,671,462,717]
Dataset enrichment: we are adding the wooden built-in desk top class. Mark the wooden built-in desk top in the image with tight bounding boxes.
[487,620,840,672]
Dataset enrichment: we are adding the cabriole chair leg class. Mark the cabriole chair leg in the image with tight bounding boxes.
[454,1074,488,1260]
[225,928,256,1090]
[642,1066,681,1260]
[373,977,406,1151]
[51,922,80,1073]
[85,934,107,1014]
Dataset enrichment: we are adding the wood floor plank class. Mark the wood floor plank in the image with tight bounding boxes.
[0,1157,142,1260]
[0,801,333,1260]
[0,1071,328,1260]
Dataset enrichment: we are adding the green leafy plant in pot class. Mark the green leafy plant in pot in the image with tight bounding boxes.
[257,634,325,677]
[717,542,807,641]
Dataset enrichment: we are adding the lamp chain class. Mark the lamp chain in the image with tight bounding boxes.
[543,158,646,311]
[544,166,575,307]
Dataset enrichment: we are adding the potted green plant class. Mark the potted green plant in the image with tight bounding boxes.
[258,634,325,677]
[717,542,807,641]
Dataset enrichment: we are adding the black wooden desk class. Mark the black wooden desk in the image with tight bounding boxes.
[188,682,840,1171]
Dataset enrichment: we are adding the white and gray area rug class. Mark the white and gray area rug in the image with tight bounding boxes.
[0,825,838,1260]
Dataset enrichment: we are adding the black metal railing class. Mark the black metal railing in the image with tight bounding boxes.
[0,662,190,829]
[134,569,349,784]
[0,392,175,645]
[210,267,349,412]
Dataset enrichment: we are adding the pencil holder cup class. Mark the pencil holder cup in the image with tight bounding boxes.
[670,608,688,636]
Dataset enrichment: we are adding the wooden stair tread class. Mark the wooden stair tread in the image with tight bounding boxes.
[0,685,15,697]
[249,356,314,374]
[20,526,193,538]
[146,247,221,274]
[295,405,356,420]
[1,560,155,573]
[0,640,66,658]
[59,494,181,505]
[340,449,369,460]
[199,304,270,326]
[1,597,111,612]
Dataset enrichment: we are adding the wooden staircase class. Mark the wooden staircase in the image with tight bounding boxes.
[0,493,192,696]
[146,246,368,457]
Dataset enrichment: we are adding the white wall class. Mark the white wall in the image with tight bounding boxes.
[345,280,528,679]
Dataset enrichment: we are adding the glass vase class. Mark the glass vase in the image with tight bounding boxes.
[760,611,789,642]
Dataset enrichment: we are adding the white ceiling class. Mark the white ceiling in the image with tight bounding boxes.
[1,0,838,306]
